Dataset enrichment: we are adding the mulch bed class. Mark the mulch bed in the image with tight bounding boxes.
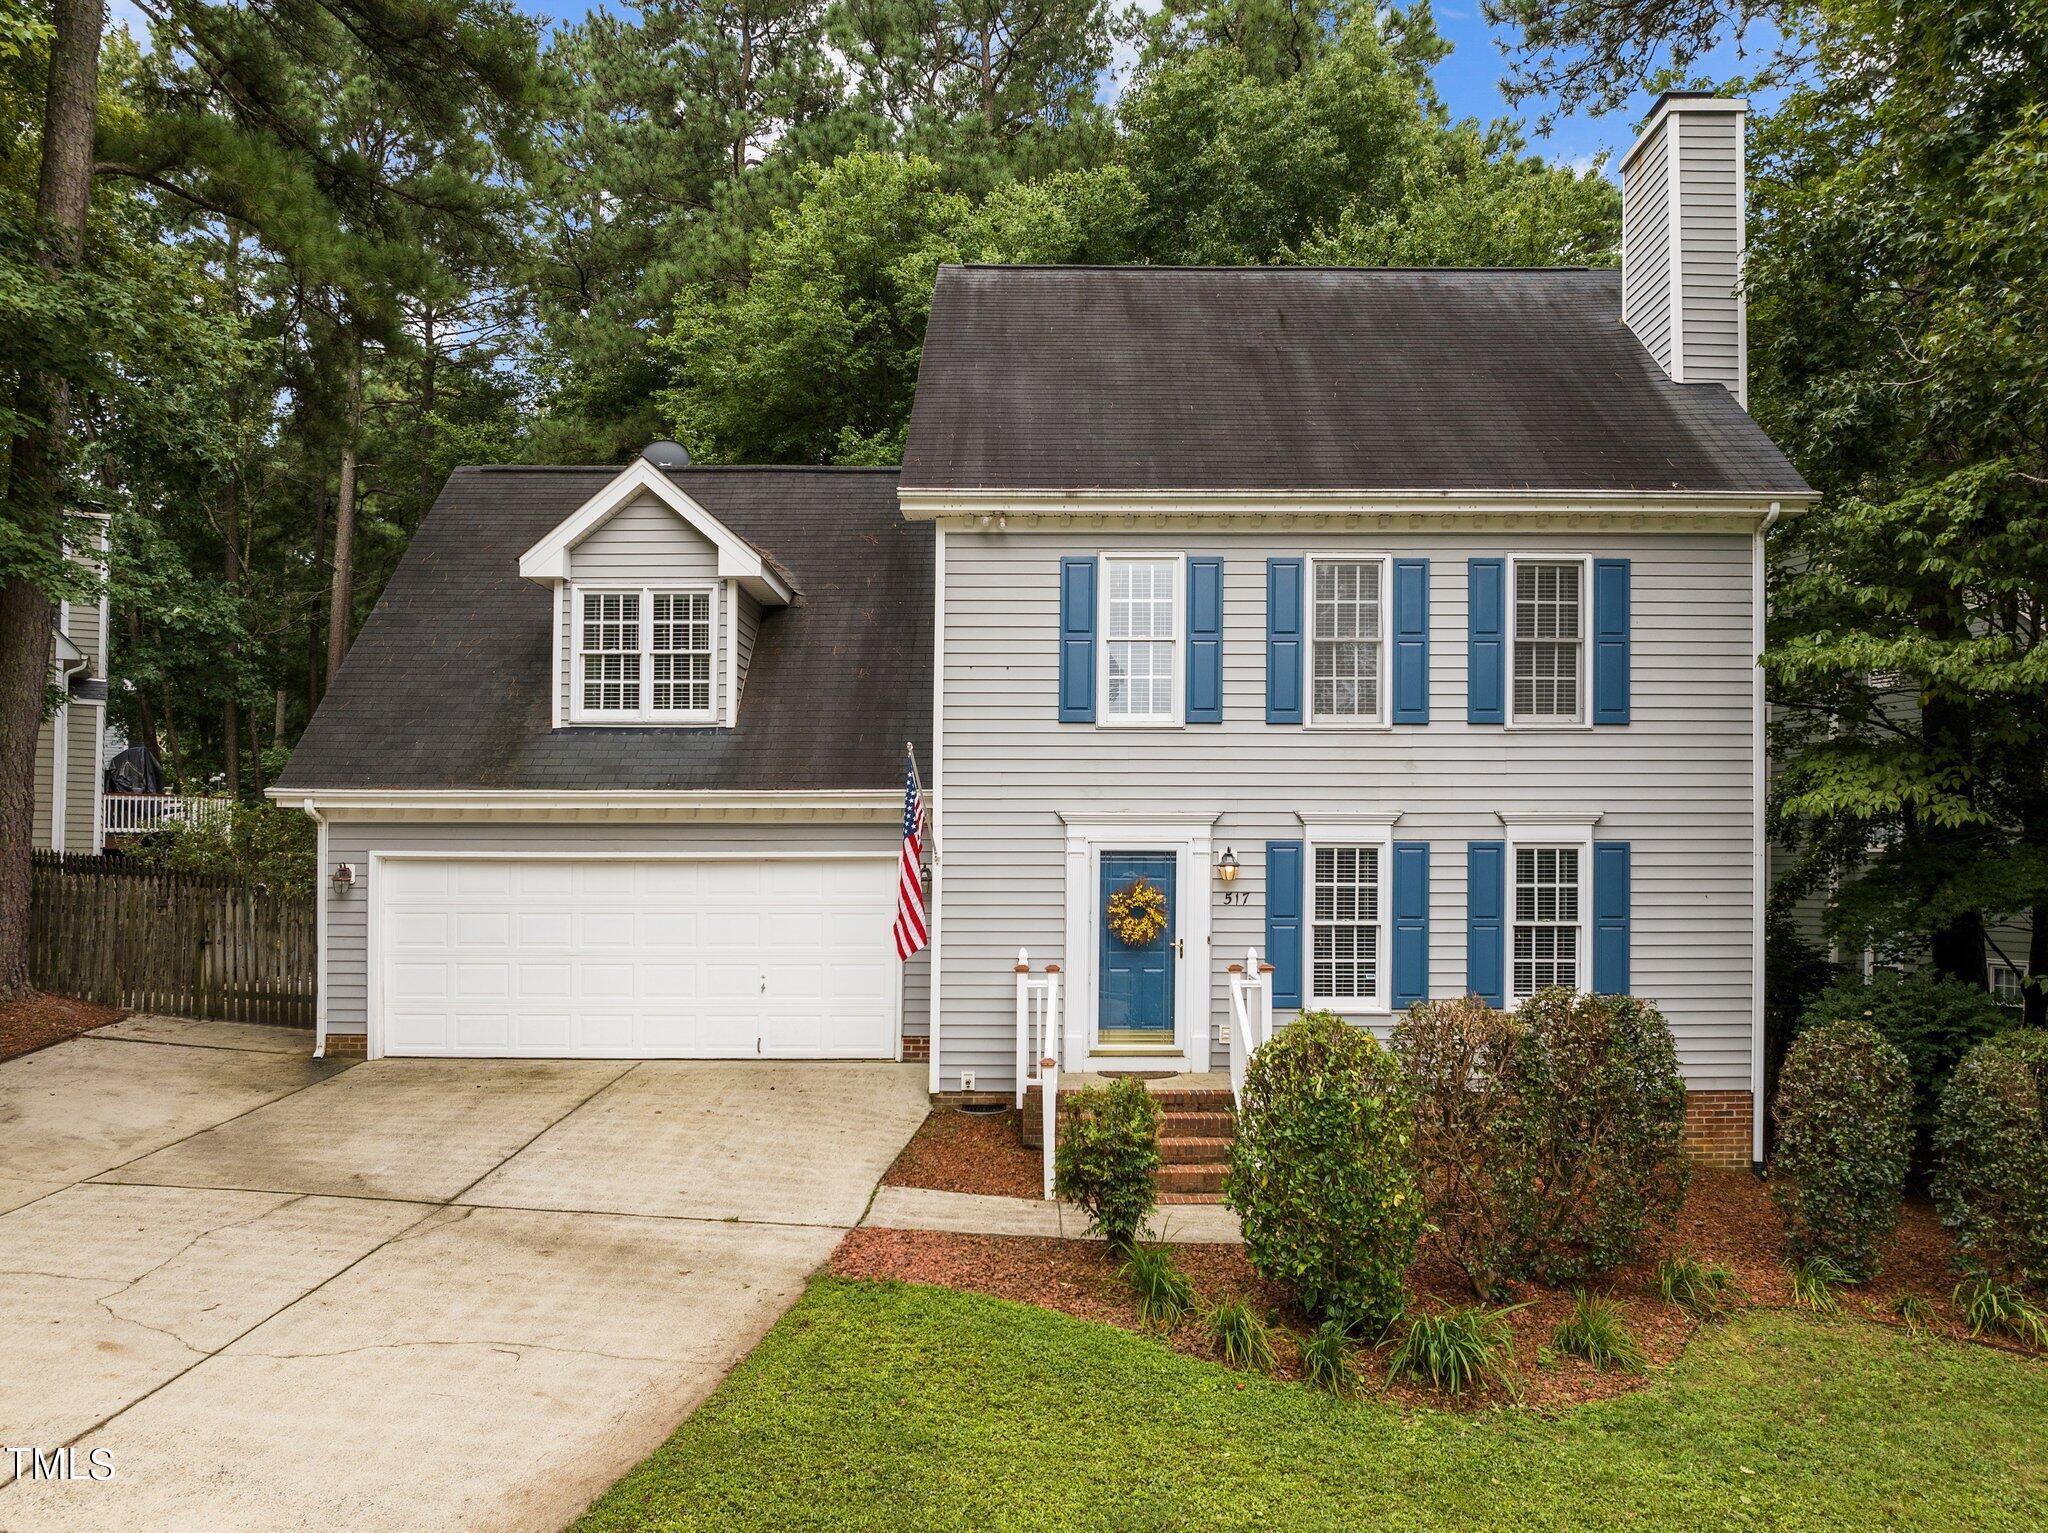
[835,1169,2031,1413]
[881,1105,1046,1199]
[0,992,125,1063]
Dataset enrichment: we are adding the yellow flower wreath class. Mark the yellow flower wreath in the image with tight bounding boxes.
[1106,878,1169,947]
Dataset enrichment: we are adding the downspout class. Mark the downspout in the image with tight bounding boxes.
[304,797,328,1059]
[1752,502,1781,1170]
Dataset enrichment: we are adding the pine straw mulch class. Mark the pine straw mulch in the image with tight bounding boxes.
[0,992,125,1063]
[834,1170,2036,1413]
[880,1105,1046,1200]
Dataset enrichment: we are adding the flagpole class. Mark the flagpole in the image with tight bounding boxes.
[906,741,923,795]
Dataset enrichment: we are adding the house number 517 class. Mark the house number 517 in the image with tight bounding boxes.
[1220,890,1251,906]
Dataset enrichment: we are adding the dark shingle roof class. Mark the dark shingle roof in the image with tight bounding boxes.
[277,466,929,792]
[900,266,1811,497]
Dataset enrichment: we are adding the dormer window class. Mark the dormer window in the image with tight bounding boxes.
[572,584,717,723]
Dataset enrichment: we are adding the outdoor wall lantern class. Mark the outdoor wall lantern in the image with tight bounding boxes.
[331,862,357,896]
[1216,847,1239,884]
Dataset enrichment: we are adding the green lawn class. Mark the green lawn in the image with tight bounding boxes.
[577,1278,2048,1532]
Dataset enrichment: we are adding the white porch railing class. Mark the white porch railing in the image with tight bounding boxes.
[1014,949,1061,1200]
[104,794,235,837]
[1227,947,1277,1108]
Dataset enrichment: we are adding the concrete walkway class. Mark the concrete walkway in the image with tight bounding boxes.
[862,1184,1243,1244]
[0,1017,927,1532]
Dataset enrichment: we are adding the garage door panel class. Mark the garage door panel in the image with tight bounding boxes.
[377,857,896,1059]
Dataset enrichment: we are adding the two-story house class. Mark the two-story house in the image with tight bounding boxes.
[276,93,1813,1167]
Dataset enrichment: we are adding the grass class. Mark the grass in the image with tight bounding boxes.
[1118,1244,1196,1329]
[1790,1255,1852,1315]
[1897,1292,1937,1336]
[573,1278,2048,1532]
[1205,1297,1276,1372]
[1655,1250,1739,1320]
[1386,1304,1520,1396]
[1551,1290,1646,1372]
[1298,1318,1357,1396]
[1956,1276,2048,1348]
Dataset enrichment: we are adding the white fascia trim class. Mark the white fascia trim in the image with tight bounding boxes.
[1055,809,1223,828]
[929,524,946,1094]
[897,488,1816,520]
[1621,94,1747,176]
[265,787,898,822]
[1495,810,1605,830]
[517,459,795,603]
[1297,811,1403,836]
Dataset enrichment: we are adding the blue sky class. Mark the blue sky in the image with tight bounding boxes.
[106,1,1776,177]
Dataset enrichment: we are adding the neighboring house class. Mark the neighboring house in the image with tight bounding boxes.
[276,92,1812,1166]
[33,514,110,855]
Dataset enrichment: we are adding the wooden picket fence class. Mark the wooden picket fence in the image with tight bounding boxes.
[29,851,315,1028]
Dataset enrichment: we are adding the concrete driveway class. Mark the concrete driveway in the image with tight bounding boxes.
[0,1016,927,1531]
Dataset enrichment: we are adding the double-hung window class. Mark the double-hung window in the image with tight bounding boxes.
[1512,560,1585,724]
[1512,845,1582,997]
[1303,829,1394,1010]
[1310,558,1385,725]
[573,584,717,723]
[1101,556,1181,724]
[1992,964,2026,1010]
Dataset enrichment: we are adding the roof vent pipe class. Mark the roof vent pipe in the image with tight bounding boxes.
[640,440,691,470]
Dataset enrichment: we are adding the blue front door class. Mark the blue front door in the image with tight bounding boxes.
[1100,852,1176,1045]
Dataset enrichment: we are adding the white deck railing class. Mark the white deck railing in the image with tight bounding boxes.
[104,794,235,837]
[1227,947,1277,1108]
[1014,949,1061,1200]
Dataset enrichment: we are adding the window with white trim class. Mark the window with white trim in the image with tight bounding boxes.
[1310,558,1385,724]
[1312,844,1383,1006]
[573,584,717,723]
[1103,556,1180,722]
[1512,845,1581,996]
[1992,964,2026,1010]
[1513,561,1583,722]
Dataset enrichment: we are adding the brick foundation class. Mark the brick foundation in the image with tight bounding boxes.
[901,1035,930,1063]
[321,1032,368,1059]
[1683,1090,1754,1168]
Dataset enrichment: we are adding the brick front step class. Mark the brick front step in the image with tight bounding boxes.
[1146,1089,1236,1111]
[1156,1162,1229,1195]
[1159,1134,1232,1164]
[1158,1191,1227,1205]
[1159,1110,1234,1138]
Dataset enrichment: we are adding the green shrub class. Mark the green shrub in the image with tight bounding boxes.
[1655,1251,1739,1320]
[1932,1029,2048,1295]
[129,800,317,897]
[1498,990,1691,1286]
[1053,1080,1161,1252]
[1298,1319,1358,1396]
[1385,1305,1519,1396]
[1391,995,1527,1298]
[1895,1292,1937,1335]
[1799,973,2006,1162]
[1119,1244,1196,1329]
[1205,1299,1277,1372]
[1770,1018,1913,1280]
[1789,1255,1850,1314]
[1953,1276,2048,1347]
[1551,1291,1645,1372]
[1223,1011,1424,1335]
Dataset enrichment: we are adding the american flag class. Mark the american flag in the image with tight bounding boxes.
[891,752,929,960]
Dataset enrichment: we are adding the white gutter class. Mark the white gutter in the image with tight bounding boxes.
[301,797,329,1060]
[264,787,899,819]
[1752,501,1782,1166]
[896,487,1821,520]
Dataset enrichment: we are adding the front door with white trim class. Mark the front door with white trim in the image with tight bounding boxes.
[375,855,897,1059]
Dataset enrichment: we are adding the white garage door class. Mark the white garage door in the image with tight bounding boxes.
[376,857,898,1059]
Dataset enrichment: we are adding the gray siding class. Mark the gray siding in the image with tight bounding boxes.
[736,592,762,712]
[63,702,100,852]
[1677,111,1744,396]
[321,818,927,1042]
[935,528,1760,1096]
[1622,117,1672,375]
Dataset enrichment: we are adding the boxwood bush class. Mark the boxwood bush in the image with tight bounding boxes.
[1770,1018,1913,1280]
[1500,990,1690,1286]
[1223,1010,1423,1335]
[1052,1079,1161,1252]
[1933,1030,2048,1295]
[1798,972,2006,1165]
[1392,995,1528,1298]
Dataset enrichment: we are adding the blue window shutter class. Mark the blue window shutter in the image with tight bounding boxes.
[1593,559,1631,725]
[1187,558,1223,723]
[1266,840,1303,1008]
[1593,841,1632,994]
[1266,559,1304,725]
[1467,559,1505,725]
[1466,840,1505,1006]
[1391,841,1430,1009]
[1057,556,1096,723]
[1392,559,1430,725]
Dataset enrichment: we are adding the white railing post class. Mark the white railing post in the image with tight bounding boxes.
[1041,1051,1058,1200]
[1257,948,1276,1049]
[1015,949,1031,1109]
[1228,960,1249,1105]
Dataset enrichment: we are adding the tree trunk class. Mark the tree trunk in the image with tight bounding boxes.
[308,476,329,712]
[326,349,364,683]
[127,606,160,763]
[0,0,103,1002]
[221,225,244,799]
[733,25,753,175]
[2028,904,2047,1030]
[980,23,995,130]
[1928,912,1987,990]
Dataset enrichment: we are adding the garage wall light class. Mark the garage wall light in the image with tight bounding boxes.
[331,862,357,896]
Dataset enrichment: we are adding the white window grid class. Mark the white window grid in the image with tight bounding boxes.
[1512,560,1585,723]
[1311,843,1384,1007]
[1102,556,1181,723]
[1992,964,2025,1009]
[1310,558,1386,724]
[573,584,717,722]
[1512,844,1581,997]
